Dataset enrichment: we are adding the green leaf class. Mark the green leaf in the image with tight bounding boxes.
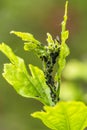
[46,33,60,53]
[10,31,41,45]
[57,43,69,79]
[32,101,87,130]
[56,1,70,80]
[24,42,46,57]
[46,33,54,46]
[54,1,69,99]
[10,31,47,58]
[24,42,38,51]
[0,43,54,106]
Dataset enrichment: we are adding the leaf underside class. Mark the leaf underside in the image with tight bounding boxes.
[32,101,87,130]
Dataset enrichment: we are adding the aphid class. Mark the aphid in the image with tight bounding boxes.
[50,52,59,64]
[46,60,51,67]
[40,55,48,62]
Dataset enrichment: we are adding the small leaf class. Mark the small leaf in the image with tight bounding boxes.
[59,1,70,75]
[0,43,54,106]
[61,30,69,41]
[10,31,41,45]
[29,64,54,106]
[24,42,46,57]
[10,31,47,58]
[24,42,38,51]
[46,33,54,46]
[32,101,87,130]
[55,1,70,81]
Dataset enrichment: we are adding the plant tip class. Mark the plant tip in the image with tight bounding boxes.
[10,31,14,34]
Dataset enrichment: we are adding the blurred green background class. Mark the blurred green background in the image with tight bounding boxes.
[0,0,87,130]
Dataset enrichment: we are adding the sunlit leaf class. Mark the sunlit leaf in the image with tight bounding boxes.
[10,31,40,45]
[56,1,70,81]
[0,43,54,106]
[32,101,87,130]
[10,31,48,59]
[53,1,70,99]
[46,33,54,46]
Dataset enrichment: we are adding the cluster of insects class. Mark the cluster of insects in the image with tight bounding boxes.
[39,35,60,103]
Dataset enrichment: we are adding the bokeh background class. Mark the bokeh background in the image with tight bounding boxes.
[0,0,87,130]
